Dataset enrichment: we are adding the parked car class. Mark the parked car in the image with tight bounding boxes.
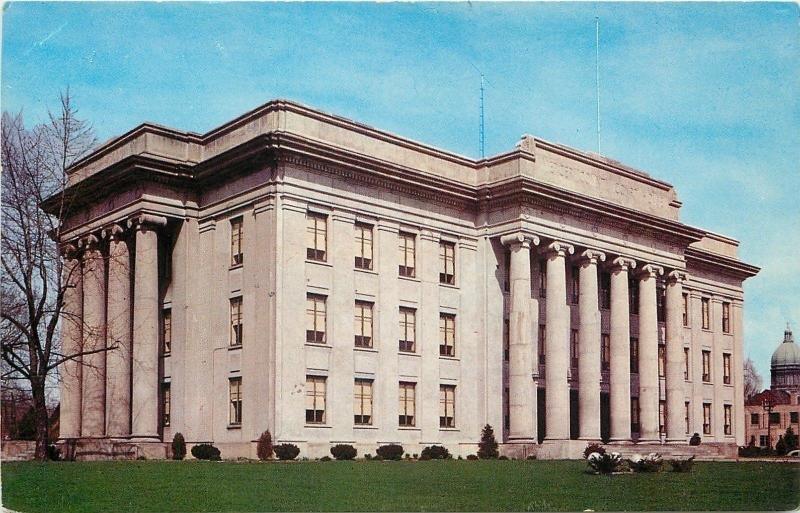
[786,450,800,457]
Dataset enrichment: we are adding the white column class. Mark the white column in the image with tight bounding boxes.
[609,256,635,443]
[59,248,83,439]
[130,214,166,439]
[80,235,106,437]
[638,264,663,443]
[665,270,686,443]
[501,233,539,442]
[578,249,605,441]
[105,225,132,438]
[544,241,574,441]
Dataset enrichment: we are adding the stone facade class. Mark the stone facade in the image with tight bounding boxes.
[45,99,759,459]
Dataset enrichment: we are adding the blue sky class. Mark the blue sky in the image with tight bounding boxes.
[3,2,798,381]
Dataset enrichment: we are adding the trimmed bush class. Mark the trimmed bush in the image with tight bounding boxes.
[478,424,499,459]
[330,444,357,461]
[467,454,478,461]
[775,435,787,455]
[689,432,702,446]
[274,443,300,461]
[376,444,404,461]
[629,453,663,473]
[171,433,186,460]
[498,455,509,460]
[582,443,606,460]
[785,427,798,452]
[669,456,695,472]
[257,431,274,461]
[320,456,332,462]
[420,445,451,460]
[191,443,221,461]
[587,451,622,474]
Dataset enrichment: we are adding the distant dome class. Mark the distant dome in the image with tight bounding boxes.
[771,325,800,367]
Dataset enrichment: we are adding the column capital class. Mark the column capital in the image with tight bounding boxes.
[609,256,636,272]
[544,240,574,258]
[578,248,606,265]
[638,263,664,279]
[59,241,80,258]
[500,232,540,249]
[127,213,168,231]
[666,269,688,285]
[101,223,126,242]
[78,233,101,250]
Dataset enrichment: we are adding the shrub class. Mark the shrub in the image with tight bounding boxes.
[582,443,606,460]
[419,454,431,461]
[689,433,701,446]
[191,443,221,461]
[421,445,451,460]
[526,455,536,460]
[46,444,61,461]
[412,453,419,459]
[320,456,332,462]
[330,444,357,461]
[668,456,695,472]
[498,455,509,460]
[257,431,274,461]
[775,435,787,456]
[274,443,300,461]
[376,444,404,461]
[172,433,186,461]
[785,427,798,452]
[467,454,478,461]
[478,424,499,459]
[587,451,622,474]
[629,453,663,473]
[364,454,372,460]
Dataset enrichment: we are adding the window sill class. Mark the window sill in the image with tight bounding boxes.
[354,347,378,354]
[701,328,713,333]
[354,425,378,430]
[162,352,171,358]
[439,355,460,362]
[398,351,421,358]
[439,282,459,290]
[355,267,378,276]
[305,424,332,429]
[398,427,421,431]
[228,345,242,351]
[229,263,243,271]
[305,343,331,349]
[227,424,241,430]
[306,259,332,268]
[439,427,460,432]
[398,275,420,284]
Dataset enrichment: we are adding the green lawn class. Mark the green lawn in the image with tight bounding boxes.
[2,460,798,512]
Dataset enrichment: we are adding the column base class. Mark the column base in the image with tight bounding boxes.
[608,438,633,444]
[637,437,661,444]
[506,437,538,444]
[129,434,161,442]
[578,436,602,443]
[665,438,687,445]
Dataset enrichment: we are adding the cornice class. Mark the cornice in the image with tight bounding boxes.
[685,247,760,280]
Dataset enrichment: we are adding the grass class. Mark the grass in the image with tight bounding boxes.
[2,459,798,512]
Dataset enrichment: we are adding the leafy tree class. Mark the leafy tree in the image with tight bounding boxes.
[783,426,798,452]
[775,435,787,456]
[478,424,499,459]
[171,433,186,460]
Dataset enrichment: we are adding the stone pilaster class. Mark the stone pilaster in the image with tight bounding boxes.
[665,270,686,443]
[578,249,605,441]
[544,241,574,441]
[130,214,167,439]
[59,248,83,439]
[609,256,635,442]
[501,233,540,442]
[638,263,663,443]
[104,225,132,438]
[80,235,106,438]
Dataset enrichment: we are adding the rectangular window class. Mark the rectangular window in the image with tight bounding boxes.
[354,223,373,270]
[685,401,691,434]
[306,294,327,344]
[399,307,416,353]
[702,350,711,382]
[769,412,781,425]
[399,381,416,427]
[703,403,711,434]
[440,385,456,428]
[439,241,456,285]
[723,353,731,384]
[570,329,579,369]
[398,232,416,278]
[503,252,511,293]
[657,286,666,322]
[659,400,666,434]
[162,309,172,355]
[601,334,610,371]
[571,265,580,304]
[722,302,731,334]
[305,376,326,424]
[538,324,547,364]
[629,277,639,314]
[599,272,611,309]
[229,377,242,425]
[724,405,732,435]
[791,412,799,424]
[684,347,690,380]
[503,319,510,361]
[503,387,510,432]
[701,298,710,330]
[230,297,243,347]
[439,313,456,357]
[682,293,689,327]
[354,379,373,425]
[658,345,666,378]
[354,301,373,348]
[751,413,760,425]
[230,217,243,266]
[760,435,768,447]
[631,396,640,432]
[630,337,639,373]
[538,259,547,298]
[162,382,171,427]
[306,212,327,262]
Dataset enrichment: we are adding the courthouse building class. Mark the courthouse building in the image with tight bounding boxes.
[46,100,759,459]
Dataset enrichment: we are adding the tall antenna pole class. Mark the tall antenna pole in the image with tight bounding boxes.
[480,73,485,159]
[595,16,601,154]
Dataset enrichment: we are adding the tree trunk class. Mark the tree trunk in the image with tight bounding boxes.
[31,378,50,461]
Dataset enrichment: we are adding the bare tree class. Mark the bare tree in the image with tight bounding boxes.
[744,357,764,401]
[1,91,99,460]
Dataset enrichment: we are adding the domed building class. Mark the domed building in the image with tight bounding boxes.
[771,325,800,393]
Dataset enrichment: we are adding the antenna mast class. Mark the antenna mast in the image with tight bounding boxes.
[479,73,485,159]
[595,16,601,154]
